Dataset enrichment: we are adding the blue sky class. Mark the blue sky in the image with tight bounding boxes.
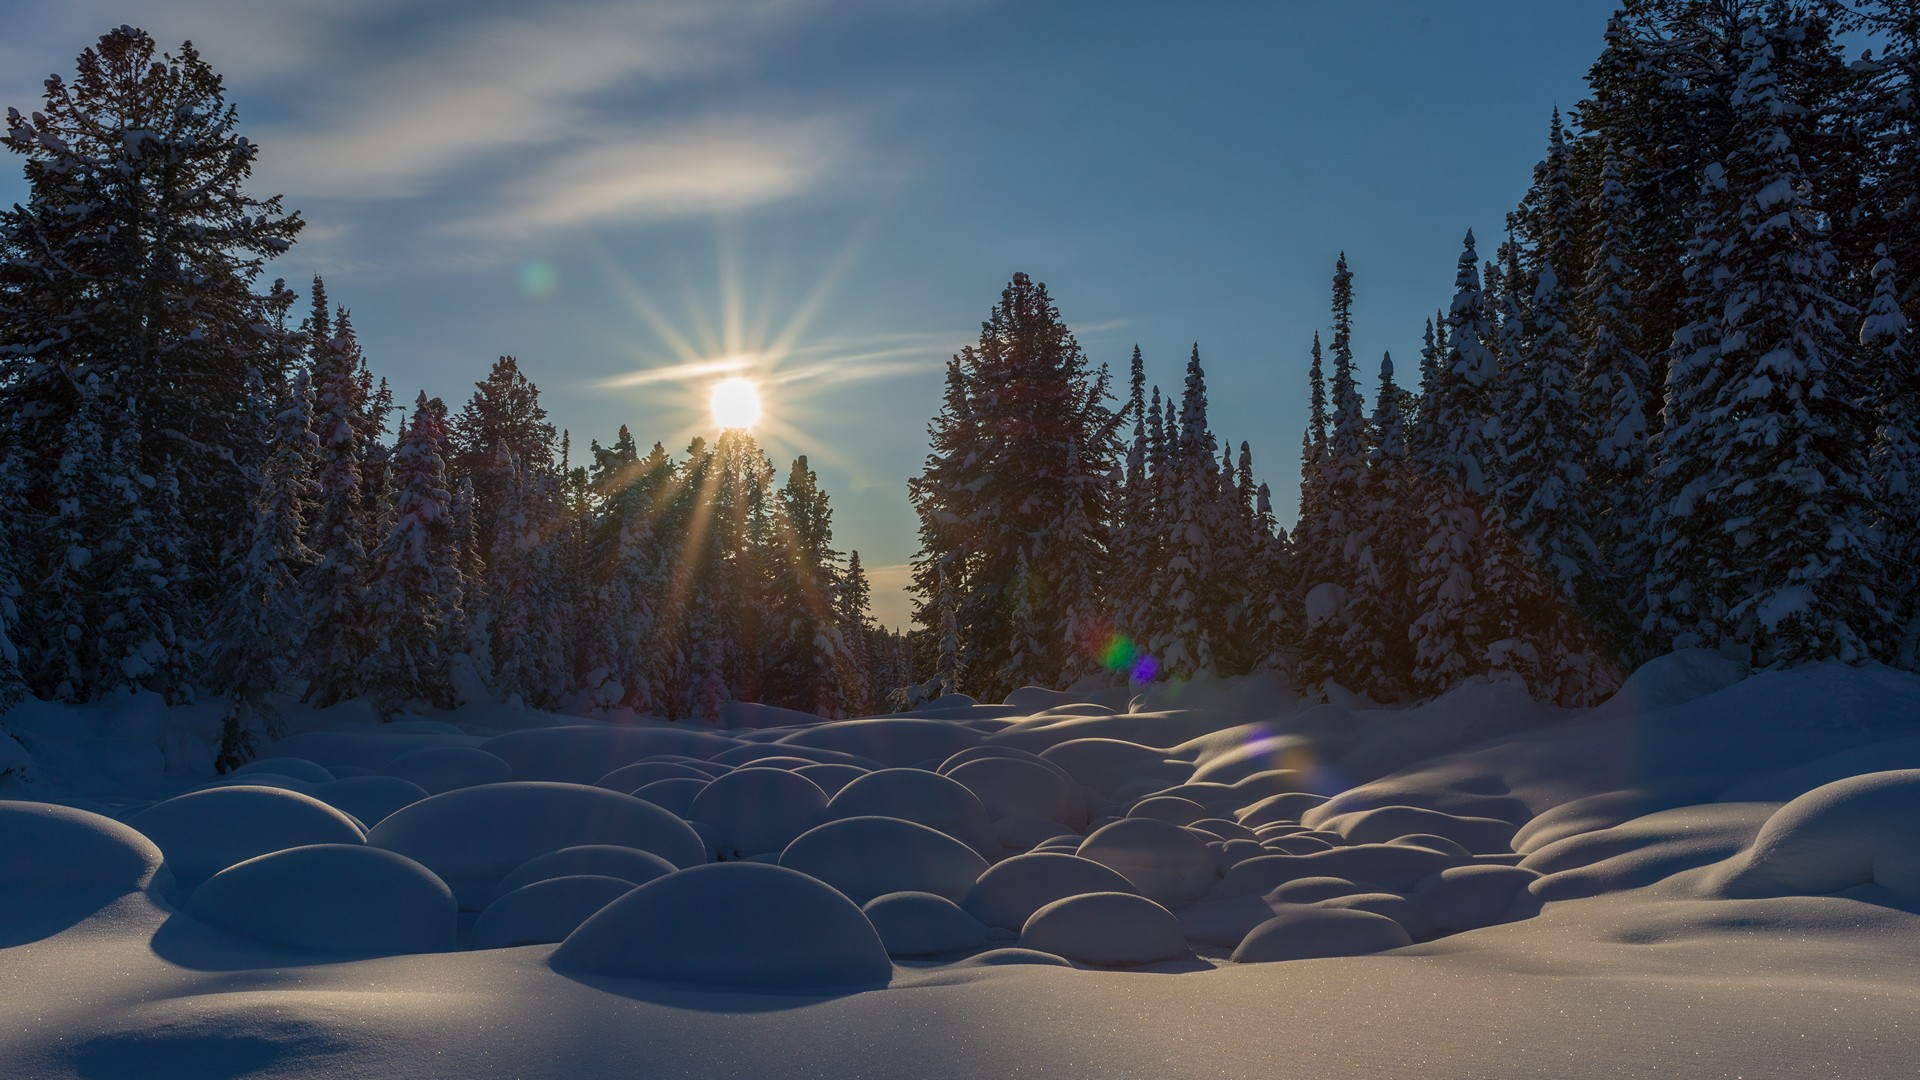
[1,0,1619,627]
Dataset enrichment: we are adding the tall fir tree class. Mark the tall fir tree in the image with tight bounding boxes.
[1862,249,1917,667]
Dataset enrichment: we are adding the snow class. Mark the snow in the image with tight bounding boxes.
[1019,891,1189,966]
[862,891,991,956]
[779,815,987,904]
[125,785,366,890]
[473,875,636,950]
[549,863,892,990]
[378,745,512,794]
[183,844,455,954]
[687,766,828,858]
[365,781,704,907]
[7,658,1920,1075]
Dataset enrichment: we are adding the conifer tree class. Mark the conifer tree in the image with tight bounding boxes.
[1863,249,1918,667]
[361,393,461,713]
[303,287,370,705]
[1149,344,1221,679]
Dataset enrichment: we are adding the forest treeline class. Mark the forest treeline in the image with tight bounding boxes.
[0,29,905,763]
[908,0,1919,705]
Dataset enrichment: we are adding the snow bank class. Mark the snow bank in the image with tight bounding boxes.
[1019,891,1188,966]
[126,785,367,889]
[311,775,430,827]
[478,726,738,784]
[230,757,336,785]
[592,760,712,792]
[550,863,892,991]
[184,844,456,954]
[366,782,704,907]
[1036,738,1190,794]
[630,777,707,817]
[473,875,637,949]
[779,815,987,904]
[776,718,983,768]
[945,756,1079,824]
[1709,770,1920,902]
[1410,864,1540,932]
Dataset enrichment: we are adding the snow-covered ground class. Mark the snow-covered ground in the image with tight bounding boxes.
[5,652,1920,1078]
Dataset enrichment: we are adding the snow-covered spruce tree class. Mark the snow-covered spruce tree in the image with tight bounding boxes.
[361,393,462,715]
[1109,346,1158,656]
[486,447,569,710]
[301,285,372,705]
[1651,27,1883,666]
[1408,233,1501,694]
[1299,257,1372,689]
[450,356,556,568]
[932,561,963,700]
[580,425,657,713]
[997,547,1049,692]
[93,394,190,701]
[908,273,1119,701]
[1251,481,1296,669]
[210,367,317,767]
[763,455,862,718]
[1499,262,1596,600]
[1862,249,1918,668]
[1578,146,1655,657]
[837,549,876,694]
[1331,352,1416,697]
[1290,333,1334,603]
[1148,344,1222,680]
[0,451,27,711]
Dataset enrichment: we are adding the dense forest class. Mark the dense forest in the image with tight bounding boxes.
[908,0,1919,705]
[4,1,1919,767]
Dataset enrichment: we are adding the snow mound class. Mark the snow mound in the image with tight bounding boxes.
[1325,805,1517,854]
[793,763,868,796]
[945,756,1078,824]
[1126,795,1209,825]
[1234,792,1330,828]
[1709,770,1920,902]
[1230,905,1413,963]
[689,768,829,858]
[630,777,708,817]
[380,746,513,794]
[1267,875,1366,903]
[715,743,873,768]
[1219,843,1466,898]
[1411,865,1541,932]
[862,891,990,957]
[961,852,1140,930]
[473,875,637,949]
[779,816,988,904]
[1038,738,1189,795]
[1591,647,1749,720]
[1314,892,1438,942]
[1075,817,1217,907]
[825,769,996,854]
[183,843,455,954]
[776,718,983,768]
[230,757,336,785]
[126,785,366,889]
[492,845,678,901]
[311,775,430,827]
[593,760,713,792]
[994,815,1081,851]
[550,863,892,991]
[366,782,705,908]
[478,727,738,784]
[0,802,170,945]
[1525,803,1775,902]
[1020,891,1188,966]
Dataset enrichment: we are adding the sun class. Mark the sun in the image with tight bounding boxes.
[709,376,762,430]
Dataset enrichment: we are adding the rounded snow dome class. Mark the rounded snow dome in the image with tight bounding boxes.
[492,845,679,902]
[1075,817,1217,907]
[0,802,170,945]
[863,891,989,957]
[689,768,829,858]
[184,843,456,954]
[473,875,637,950]
[366,782,705,908]
[825,769,996,855]
[960,852,1139,931]
[379,745,513,795]
[946,757,1077,824]
[1230,906,1413,963]
[1019,891,1188,967]
[126,785,366,889]
[779,816,988,904]
[550,863,892,991]
[312,775,431,828]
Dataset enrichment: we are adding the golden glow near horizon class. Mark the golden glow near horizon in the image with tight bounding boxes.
[709,376,762,430]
